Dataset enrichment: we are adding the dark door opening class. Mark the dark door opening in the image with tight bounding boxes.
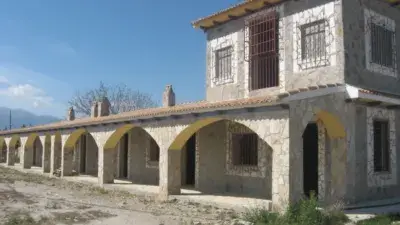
[80,135,87,173]
[303,123,319,198]
[33,143,37,166]
[119,133,129,178]
[185,134,196,186]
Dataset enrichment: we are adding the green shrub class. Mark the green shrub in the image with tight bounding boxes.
[241,194,348,225]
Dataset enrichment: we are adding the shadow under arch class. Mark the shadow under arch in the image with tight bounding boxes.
[9,135,21,164]
[64,128,87,150]
[0,138,7,163]
[22,133,44,168]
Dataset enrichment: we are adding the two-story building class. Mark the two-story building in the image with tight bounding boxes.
[0,0,399,211]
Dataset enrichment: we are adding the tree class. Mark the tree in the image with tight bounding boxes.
[68,81,158,117]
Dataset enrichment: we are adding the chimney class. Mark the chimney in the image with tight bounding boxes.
[67,107,75,121]
[163,85,175,107]
[91,101,98,118]
[97,97,111,117]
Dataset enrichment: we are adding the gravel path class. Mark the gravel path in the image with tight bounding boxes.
[0,166,239,225]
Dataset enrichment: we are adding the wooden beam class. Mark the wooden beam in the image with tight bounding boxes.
[228,14,238,19]
[366,101,382,107]
[245,8,255,13]
[386,105,400,109]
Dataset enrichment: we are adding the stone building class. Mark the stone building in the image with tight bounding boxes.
[0,0,399,211]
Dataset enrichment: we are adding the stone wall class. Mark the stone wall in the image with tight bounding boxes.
[205,0,344,102]
[342,0,400,94]
[352,105,400,203]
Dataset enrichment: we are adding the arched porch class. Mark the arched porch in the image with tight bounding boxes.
[0,138,7,163]
[101,124,160,186]
[63,129,98,177]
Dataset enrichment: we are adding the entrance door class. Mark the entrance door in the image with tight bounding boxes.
[303,123,319,198]
[119,133,129,178]
[185,134,196,186]
[80,134,87,173]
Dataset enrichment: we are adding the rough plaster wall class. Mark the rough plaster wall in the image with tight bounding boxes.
[352,106,400,203]
[289,93,354,204]
[342,0,400,94]
[72,140,80,173]
[205,0,344,103]
[34,138,42,167]
[197,121,272,198]
[50,135,62,174]
[129,128,158,185]
[181,145,187,186]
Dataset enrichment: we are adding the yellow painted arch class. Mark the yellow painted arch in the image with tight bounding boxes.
[314,110,346,138]
[9,135,21,149]
[25,133,42,150]
[103,124,136,150]
[64,128,87,149]
[169,117,224,151]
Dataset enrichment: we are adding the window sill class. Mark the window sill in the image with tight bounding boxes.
[367,62,397,78]
[297,58,330,71]
[212,78,234,87]
[146,161,159,169]
[226,164,263,178]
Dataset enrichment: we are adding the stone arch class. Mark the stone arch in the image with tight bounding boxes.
[301,109,347,204]
[25,133,43,168]
[166,117,274,199]
[63,129,99,176]
[101,124,161,184]
[302,109,346,139]
[0,138,7,163]
[168,118,223,151]
[9,135,21,164]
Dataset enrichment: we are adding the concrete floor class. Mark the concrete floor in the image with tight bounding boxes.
[2,164,272,211]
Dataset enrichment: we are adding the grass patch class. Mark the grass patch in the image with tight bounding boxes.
[242,194,349,225]
[356,214,400,225]
[4,212,52,225]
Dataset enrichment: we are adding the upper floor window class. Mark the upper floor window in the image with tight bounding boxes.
[293,2,336,72]
[364,9,397,77]
[373,120,390,172]
[246,11,279,90]
[214,46,233,83]
[300,20,328,66]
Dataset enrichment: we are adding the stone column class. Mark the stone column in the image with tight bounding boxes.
[98,148,115,185]
[158,148,181,200]
[40,136,51,173]
[50,135,62,175]
[5,137,14,166]
[20,136,32,169]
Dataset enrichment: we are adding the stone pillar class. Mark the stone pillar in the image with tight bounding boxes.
[67,107,75,121]
[91,101,98,118]
[20,136,32,169]
[5,137,14,166]
[50,135,62,175]
[62,146,73,176]
[40,136,51,173]
[158,148,181,200]
[98,148,115,185]
[162,85,175,107]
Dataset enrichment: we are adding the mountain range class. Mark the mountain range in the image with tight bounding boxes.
[0,107,61,130]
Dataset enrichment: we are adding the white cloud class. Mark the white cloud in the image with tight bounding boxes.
[0,83,54,108]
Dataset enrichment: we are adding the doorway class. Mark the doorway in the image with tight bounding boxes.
[119,133,129,179]
[303,123,319,198]
[185,134,196,186]
[80,134,87,173]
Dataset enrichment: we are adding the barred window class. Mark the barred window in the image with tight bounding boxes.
[248,11,279,90]
[373,120,390,172]
[371,23,395,68]
[300,20,327,64]
[149,138,159,162]
[232,133,258,166]
[215,46,233,82]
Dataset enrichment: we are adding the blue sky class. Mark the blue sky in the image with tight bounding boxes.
[0,0,239,118]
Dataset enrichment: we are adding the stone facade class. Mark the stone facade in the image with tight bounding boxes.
[0,0,399,212]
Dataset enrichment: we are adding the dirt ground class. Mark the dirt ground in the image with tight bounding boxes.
[0,166,240,225]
